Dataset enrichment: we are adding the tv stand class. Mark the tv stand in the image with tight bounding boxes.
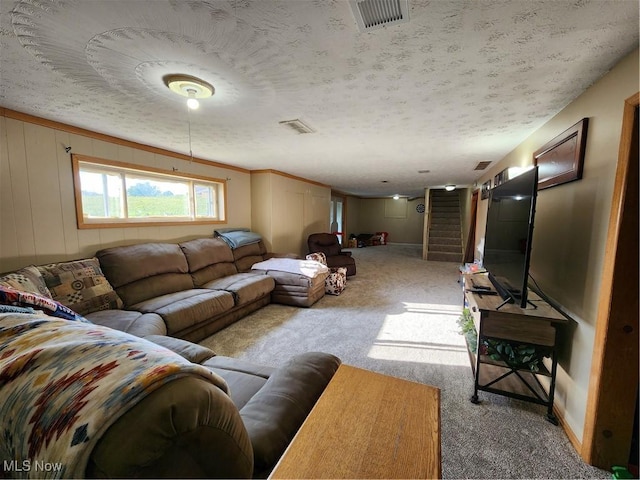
[462,274,567,423]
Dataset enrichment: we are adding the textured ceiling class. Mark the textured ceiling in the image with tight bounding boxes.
[0,0,638,197]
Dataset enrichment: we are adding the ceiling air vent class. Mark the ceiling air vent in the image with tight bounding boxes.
[474,161,492,171]
[279,119,315,134]
[349,0,409,32]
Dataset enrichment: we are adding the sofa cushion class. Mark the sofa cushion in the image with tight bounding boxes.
[233,241,268,273]
[96,243,194,306]
[117,273,196,307]
[202,273,275,306]
[179,237,239,286]
[131,289,235,335]
[0,265,52,297]
[144,335,216,364]
[37,258,124,316]
[206,368,269,411]
[86,309,167,337]
[203,356,275,380]
[97,243,189,288]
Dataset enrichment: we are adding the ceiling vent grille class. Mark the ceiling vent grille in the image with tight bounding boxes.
[349,0,409,32]
[474,161,492,171]
[279,119,315,134]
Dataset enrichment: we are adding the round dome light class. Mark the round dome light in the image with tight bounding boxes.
[163,74,214,105]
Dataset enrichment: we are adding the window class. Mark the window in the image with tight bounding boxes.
[72,154,226,228]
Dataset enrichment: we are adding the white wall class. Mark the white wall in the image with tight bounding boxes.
[472,49,639,443]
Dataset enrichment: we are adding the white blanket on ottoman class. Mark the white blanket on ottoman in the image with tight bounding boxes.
[251,258,328,278]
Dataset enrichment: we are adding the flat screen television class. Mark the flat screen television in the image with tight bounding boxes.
[483,166,539,308]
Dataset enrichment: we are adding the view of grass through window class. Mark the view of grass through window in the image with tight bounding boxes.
[73,154,225,227]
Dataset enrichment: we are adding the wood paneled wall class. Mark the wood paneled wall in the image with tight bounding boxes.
[0,115,252,272]
[251,170,331,256]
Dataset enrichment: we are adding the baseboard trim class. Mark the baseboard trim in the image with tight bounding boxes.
[554,405,583,455]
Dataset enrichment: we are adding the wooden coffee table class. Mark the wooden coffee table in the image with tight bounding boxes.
[269,364,441,479]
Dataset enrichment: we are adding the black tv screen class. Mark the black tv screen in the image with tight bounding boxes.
[483,166,539,308]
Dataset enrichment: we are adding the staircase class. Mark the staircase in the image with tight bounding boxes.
[426,190,463,262]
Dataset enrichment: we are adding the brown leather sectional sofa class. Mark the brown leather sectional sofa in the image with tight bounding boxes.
[91,237,326,341]
[94,238,274,342]
[86,337,340,478]
[0,236,338,478]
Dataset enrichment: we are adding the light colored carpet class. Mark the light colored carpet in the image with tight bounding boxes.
[201,244,608,479]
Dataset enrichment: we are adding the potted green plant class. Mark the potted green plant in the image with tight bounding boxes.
[456,308,477,353]
[457,309,545,372]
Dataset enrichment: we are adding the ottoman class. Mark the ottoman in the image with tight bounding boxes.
[251,258,329,307]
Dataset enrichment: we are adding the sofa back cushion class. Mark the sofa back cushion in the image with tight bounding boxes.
[179,238,238,287]
[96,243,193,306]
[233,241,267,273]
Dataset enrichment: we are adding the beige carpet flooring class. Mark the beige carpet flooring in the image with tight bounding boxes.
[201,244,608,479]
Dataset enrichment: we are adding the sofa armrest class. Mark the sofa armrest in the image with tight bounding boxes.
[87,376,254,479]
[239,352,341,477]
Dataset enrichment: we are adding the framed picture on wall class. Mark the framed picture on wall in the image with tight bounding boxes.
[494,169,507,187]
[533,118,589,190]
[481,180,491,199]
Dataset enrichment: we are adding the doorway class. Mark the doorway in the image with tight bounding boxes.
[582,93,639,471]
[330,194,345,245]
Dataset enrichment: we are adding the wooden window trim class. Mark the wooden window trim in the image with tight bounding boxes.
[71,154,227,229]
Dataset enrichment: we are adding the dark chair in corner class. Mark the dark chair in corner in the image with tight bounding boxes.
[307,233,356,277]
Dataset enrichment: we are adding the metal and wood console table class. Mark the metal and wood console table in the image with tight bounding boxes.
[462,274,567,424]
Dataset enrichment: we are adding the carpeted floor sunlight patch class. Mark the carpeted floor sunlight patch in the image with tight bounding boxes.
[201,244,609,480]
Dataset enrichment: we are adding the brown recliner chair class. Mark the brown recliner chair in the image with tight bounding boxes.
[307,233,356,277]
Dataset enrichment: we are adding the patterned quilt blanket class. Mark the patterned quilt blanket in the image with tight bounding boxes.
[0,312,228,479]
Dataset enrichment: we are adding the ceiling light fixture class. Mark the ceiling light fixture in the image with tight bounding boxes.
[163,74,214,110]
[393,194,400,200]
[445,185,456,191]
[163,74,214,161]
[186,92,200,110]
